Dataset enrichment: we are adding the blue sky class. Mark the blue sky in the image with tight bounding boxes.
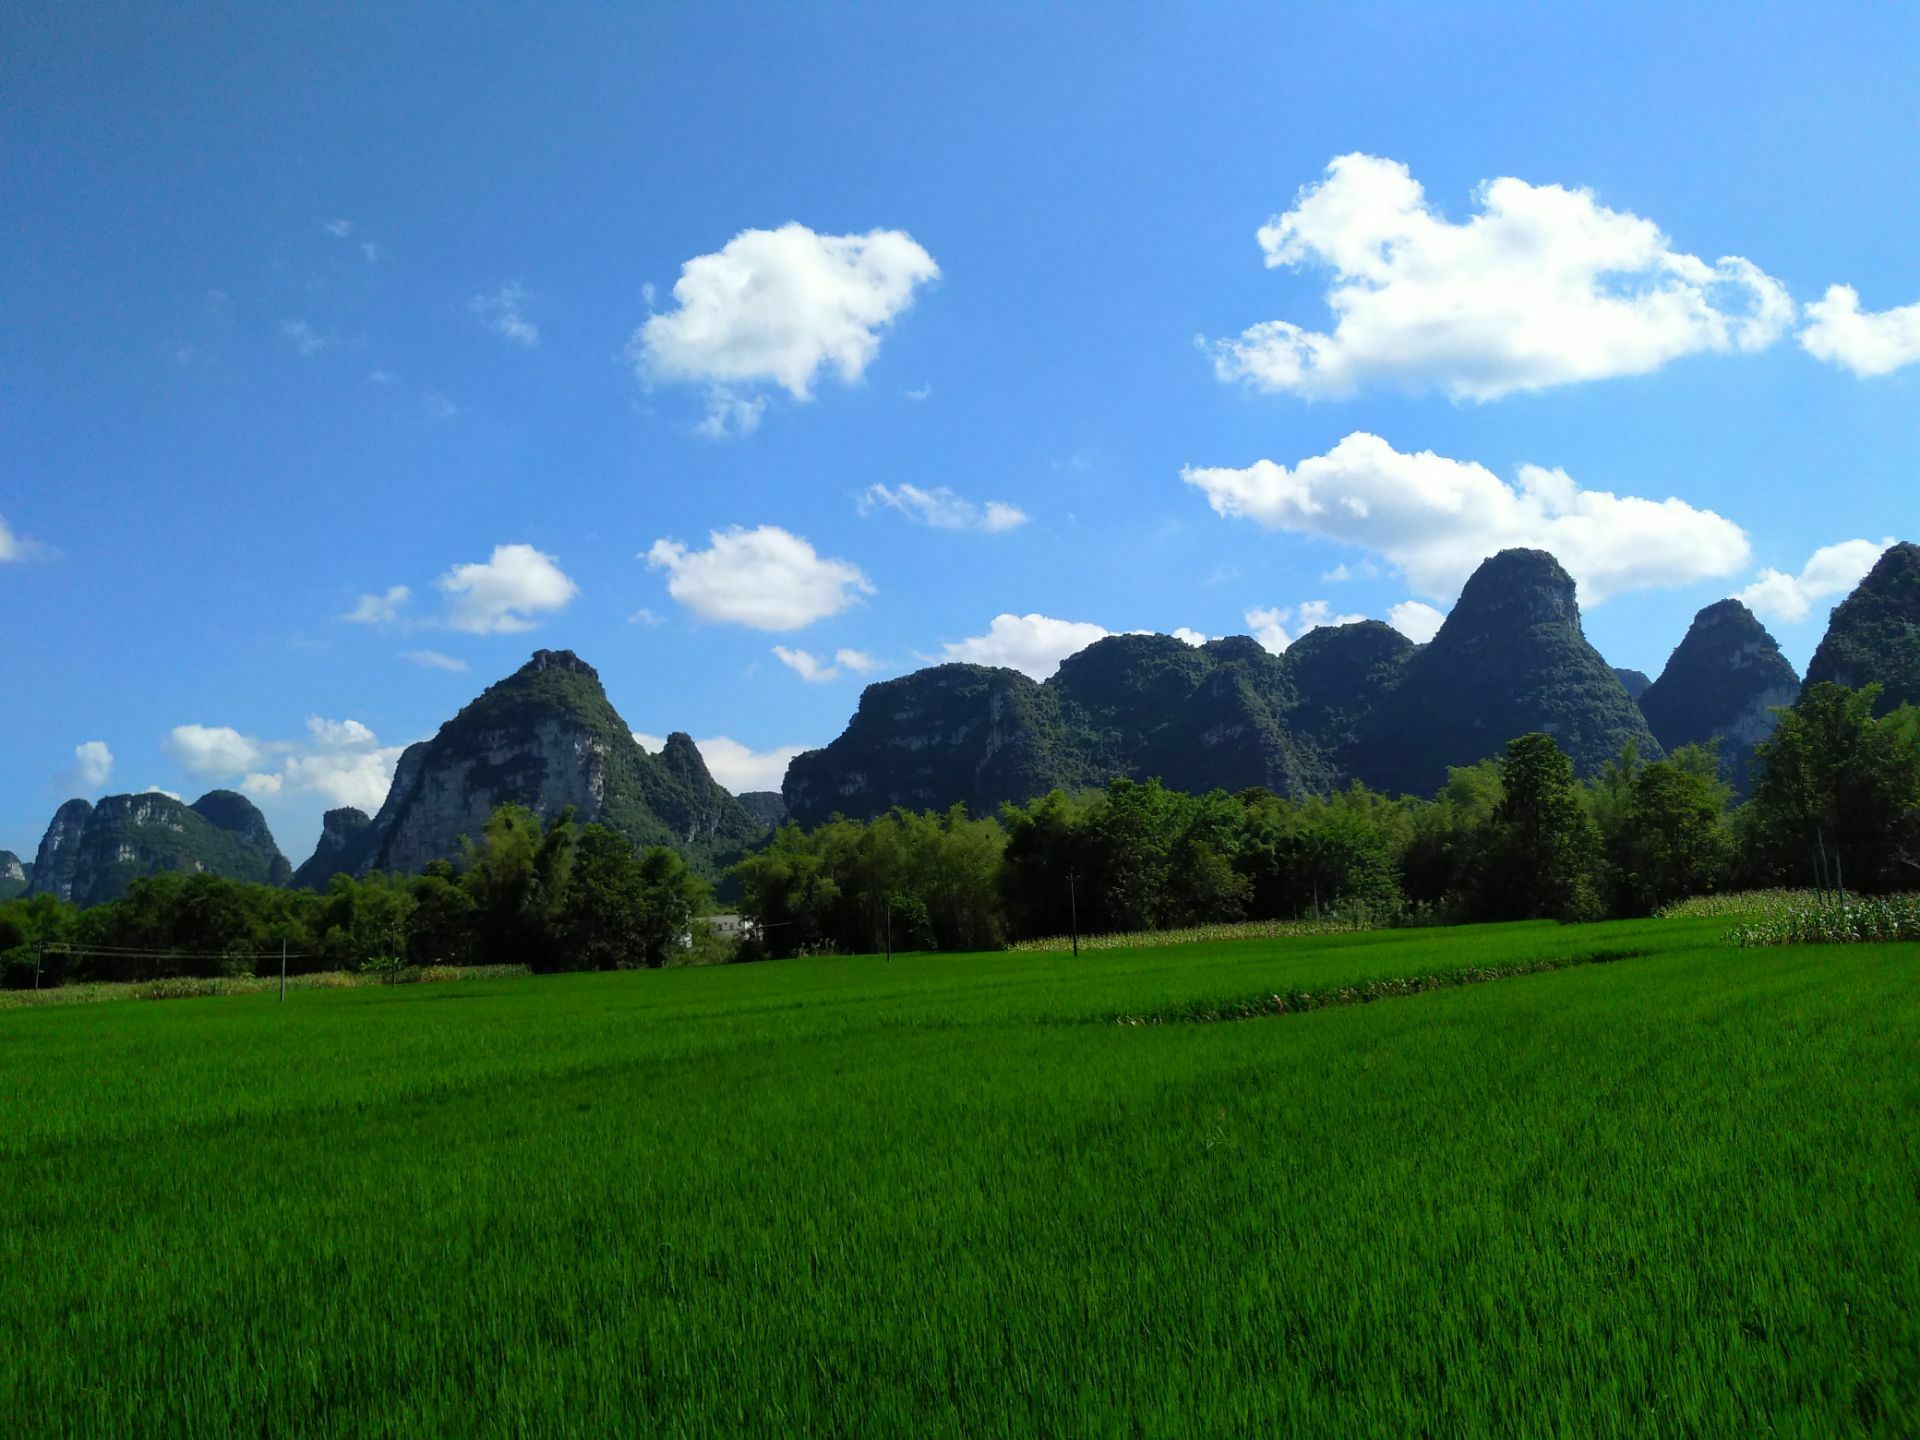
[6,2,1919,863]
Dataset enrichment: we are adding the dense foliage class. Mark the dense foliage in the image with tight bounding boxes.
[0,806,715,987]
[1804,541,1920,714]
[9,683,1916,980]
[740,683,1920,956]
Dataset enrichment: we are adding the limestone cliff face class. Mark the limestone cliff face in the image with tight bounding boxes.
[1639,599,1799,793]
[0,850,28,901]
[364,650,761,876]
[292,808,375,890]
[28,799,95,901]
[27,790,286,906]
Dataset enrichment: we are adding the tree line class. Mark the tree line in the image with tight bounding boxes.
[5,683,1916,984]
[0,805,715,987]
[734,682,1920,955]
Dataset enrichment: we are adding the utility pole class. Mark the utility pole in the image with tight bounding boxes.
[1068,870,1080,958]
[34,940,43,992]
[280,938,287,1003]
[884,896,893,962]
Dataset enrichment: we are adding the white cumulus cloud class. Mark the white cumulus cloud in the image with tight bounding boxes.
[438,544,579,634]
[858,484,1029,533]
[1735,538,1893,625]
[1172,628,1210,646]
[940,614,1112,680]
[165,724,267,777]
[646,526,872,631]
[345,585,411,624]
[1182,431,1751,604]
[631,223,939,431]
[74,741,114,790]
[470,283,539,347]
[633,732,809,794]
[173,716,404,813]
[1388,600,1447,644]
[1209,153,1792,401]
[1799,285,1920,377]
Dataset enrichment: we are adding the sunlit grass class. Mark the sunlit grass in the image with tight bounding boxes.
[2,919,1915,1436]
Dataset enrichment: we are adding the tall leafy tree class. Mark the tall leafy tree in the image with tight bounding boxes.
[1479,734,1601,920]
[1740,683,1920,892]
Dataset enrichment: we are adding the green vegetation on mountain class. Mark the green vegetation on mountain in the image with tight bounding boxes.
[1612,667,1652,700]
[0,852,27,902]
[784,663,1096,827]
[786,551,1677,825]
[24,791,287,907]
[368,651,763,878]
[1358,549,1661,797]
[1804,541,1920,714]
[784,620,1420,829]
[1638,598,1799,793]
[735,791,789,830]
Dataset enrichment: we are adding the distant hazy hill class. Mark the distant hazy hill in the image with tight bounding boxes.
[26,790,288,906]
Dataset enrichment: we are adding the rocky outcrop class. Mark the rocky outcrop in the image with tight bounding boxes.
[1639,599,1799,793]
[27,791,287,906]
[1353,549,1661,796]
[292,808,376,890]
[1804,541,1920,714]
[27,799,94,902]
[0,851,28,901]
[366,650,762,876]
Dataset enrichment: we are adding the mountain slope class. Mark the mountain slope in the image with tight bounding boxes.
[784,663,1091,827]
[367,650,762,875]
[1356,549,1661,796]
[27,791,287,906]
[1639,599,1799,792]
[1804,541,1920,713]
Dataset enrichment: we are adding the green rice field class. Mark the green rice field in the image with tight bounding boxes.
[3,918,1917,1436]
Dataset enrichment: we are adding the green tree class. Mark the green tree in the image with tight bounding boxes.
[1740,684,1920,892]
[634,845,708,967]
[1479,734,1601,920]
[554,826,647,970]
[406,860,477,966]
[1607,745,1733,915]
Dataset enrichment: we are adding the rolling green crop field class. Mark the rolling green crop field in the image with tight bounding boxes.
[3,920,1917,1437]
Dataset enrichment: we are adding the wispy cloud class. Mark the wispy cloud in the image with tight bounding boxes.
[470,282,539,347]
[281,319,328,356]
[404,649,469,672]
